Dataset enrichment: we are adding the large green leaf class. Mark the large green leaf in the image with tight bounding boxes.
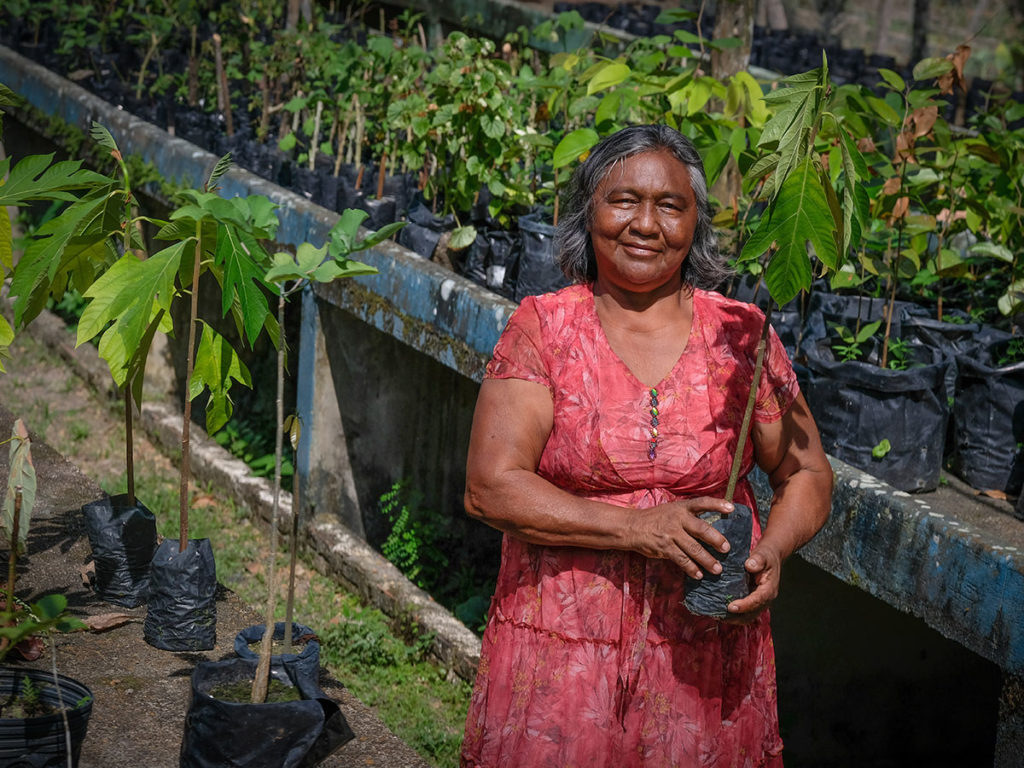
[8,186,121,327]
[741,158,838,306]
[553,128,599,169]
[189,323,253,435]
[2,419,35,555]
[586,62,631,95]
[216,225,269,347]
[78,242,187,384]
[0,154,109,207]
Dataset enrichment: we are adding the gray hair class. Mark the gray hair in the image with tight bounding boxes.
[555,124,730,289]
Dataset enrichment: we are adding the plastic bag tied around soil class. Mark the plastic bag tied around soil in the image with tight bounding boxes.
[683,504,753,618]
[952,338,1024,498]
[0,666,93,768]
[804,338,951,493]
[82,493,158,608]
[143,537,217,652]
[234,622,321,690]
[179,657,354,768]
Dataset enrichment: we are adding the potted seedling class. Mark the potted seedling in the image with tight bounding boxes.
[685,54,859,616]
[181,209,401,766]
[0,419,93,767]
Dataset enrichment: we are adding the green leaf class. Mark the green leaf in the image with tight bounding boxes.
[877,68,906,92]
[586,62,631,95]
[912,57,953,82]
[78,243,187,385]
[278,132,297,153]
[2,419,35,554]
[34,593,68,621]
[283,414,302,452]
[871,438,892,459]
[90,122,118,152]
[865,96,901,127]
[968,241,1013,263]
[449,225,477,251]
[216,225,269,347]
[329,209,370,256]
[189,323,252,435]
[740,158,839,305]
[0,315,13,373]
[553,128,599,169]
[856,319,882,344]
[206,153,233,192]
[0,154,110,208]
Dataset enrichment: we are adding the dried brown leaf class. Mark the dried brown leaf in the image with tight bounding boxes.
[85,613,134,632]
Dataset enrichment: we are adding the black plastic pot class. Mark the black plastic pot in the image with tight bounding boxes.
[804,339,951,492]
[951,338,1024,498]
[396,199,455,259]
[143,538,217,652]
[508,213,569,301]
[82,493,158,608]
[234,622,321,690]
[179,657,353,768]
[684,503,753,618]
[0,666,93,768]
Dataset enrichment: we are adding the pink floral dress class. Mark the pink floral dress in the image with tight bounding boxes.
[461,284,800,768]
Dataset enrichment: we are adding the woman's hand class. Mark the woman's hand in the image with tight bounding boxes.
[631,497,735,580]
[722,540,784,624]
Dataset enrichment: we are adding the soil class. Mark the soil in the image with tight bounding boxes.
[0,327,429,766]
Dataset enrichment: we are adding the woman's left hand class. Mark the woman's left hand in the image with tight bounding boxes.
[722,542,783,624]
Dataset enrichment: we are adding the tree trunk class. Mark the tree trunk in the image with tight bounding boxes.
[711,0,755,80]
[911,0,930,64]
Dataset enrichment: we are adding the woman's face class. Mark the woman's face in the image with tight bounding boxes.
[588,150,698,295]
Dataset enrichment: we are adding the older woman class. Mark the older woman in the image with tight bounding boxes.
[461,124,833,767]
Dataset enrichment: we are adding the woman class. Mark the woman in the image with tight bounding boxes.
[461,124,833,768]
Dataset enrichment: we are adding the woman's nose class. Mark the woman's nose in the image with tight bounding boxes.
[629,201,658,234]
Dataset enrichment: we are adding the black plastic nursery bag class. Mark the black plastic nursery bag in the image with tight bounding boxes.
[234,622,321,690]
[82,493,158,608]
[952,339,1024,497]
[180,657,354,768]
[804,339,951,492]
[683,503,753,618]
[143,537,217,651]
[511,214,569,301]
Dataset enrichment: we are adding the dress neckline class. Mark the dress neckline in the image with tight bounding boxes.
[587,286,701,390]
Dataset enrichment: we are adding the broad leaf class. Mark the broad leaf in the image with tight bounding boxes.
[78,243,187,384]
[449,225,477,252]
[189,323,252,435]
[0,315,12,373]
[216,225,269,347]
[2,419,35,554]
[553,128,599,169]
[0,155,109,207]
[587,62,631,95]
[741,158,838,306]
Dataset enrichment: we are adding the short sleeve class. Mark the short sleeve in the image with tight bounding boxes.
[753,323,800,423]
[485,296,553,394]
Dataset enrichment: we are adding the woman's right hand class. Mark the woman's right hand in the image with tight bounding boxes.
[630,497,735,580]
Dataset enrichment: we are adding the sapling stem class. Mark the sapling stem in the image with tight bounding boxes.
[125,388,135,507]
[252,284,286,703]
[377,151,387,200]
[213,33,233,137]
[308,100,323,171]
[179,230,202,552]
[724,299,775,505]
[50,633,71,768]
[6,489,20,615]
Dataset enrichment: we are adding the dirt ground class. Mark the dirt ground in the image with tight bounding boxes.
[0,328,428,766]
